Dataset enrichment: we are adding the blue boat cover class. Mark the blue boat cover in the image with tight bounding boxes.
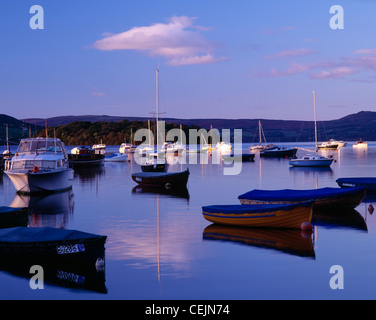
[337,178,376,186]
[0,207,25,214]
[203,201,314,214]
[0,227,106,243]
[238,187,365,201]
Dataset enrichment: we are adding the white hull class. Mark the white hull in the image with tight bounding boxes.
[5,169,73,194]
[105,153,128,162]
[353,142,368,148]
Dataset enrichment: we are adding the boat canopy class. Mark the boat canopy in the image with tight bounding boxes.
[0,227,106,243]
[17,138,64,154]
[238,187,365,201]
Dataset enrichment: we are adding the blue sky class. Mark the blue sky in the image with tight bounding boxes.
[1,0,376,121]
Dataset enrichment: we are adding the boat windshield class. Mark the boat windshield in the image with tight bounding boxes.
[17,140,62,154]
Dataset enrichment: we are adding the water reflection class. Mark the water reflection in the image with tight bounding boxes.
[203,224,315,259]
[73,166,105,183]
[313,208,367,231]
[10,190,74,228]
[132,186,190,201]
[0,257,107,294]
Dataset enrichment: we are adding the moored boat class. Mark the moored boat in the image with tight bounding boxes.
[69,146,105,168]
[238,187,366,209]
[202,201,313,229]
[4,138,74,194]
[222,153,255,162]
[0,227,107,264]
[353,139,368,148]
[289,91,334,167]
[92,143,106,155]
[289,154,334,167]
[336,177,376,191]
[104,153,128,162]
[260,146,297,158]
[317,139,339,149]
[132,169,190,189]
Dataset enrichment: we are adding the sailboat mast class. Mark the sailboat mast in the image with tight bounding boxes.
[6,124,9,152]
[313,91,318,150]
[156,68,159,148]
[258,120,261,144]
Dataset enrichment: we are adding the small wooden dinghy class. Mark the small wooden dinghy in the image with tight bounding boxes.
[132,169,190,189]
[238,187,365,209]
[202,201,313,229]
[336,178,376,191]
[0,227,106,263]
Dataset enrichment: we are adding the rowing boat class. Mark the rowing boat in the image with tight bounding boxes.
[132,169,190,189]
[202,201,313,229]
[238,187,365,209]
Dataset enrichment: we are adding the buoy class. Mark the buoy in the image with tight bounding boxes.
[301,221,313,231]
[95,258,105,272]
[32,166,39,173]
[368,204,374,214]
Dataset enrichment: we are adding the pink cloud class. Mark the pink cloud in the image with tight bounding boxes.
[266,48,315,59]
[262,26,297,35]
[92,92,107,97]
[309,67,358,79]
[252,49,376,81]
[92,16,225,66]
[354,49,376,55]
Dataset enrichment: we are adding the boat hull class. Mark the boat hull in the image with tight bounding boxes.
[68,154,105,167]
[202,202,313,229]
[238,187,365,209]
[141,163,168,172]
[222,154,255,162]
[132,169,190,189]
[289,159,333,167]
[5,169,73,194]
[104,153,128,162]
[260,148,297,158]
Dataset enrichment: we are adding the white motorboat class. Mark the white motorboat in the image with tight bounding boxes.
[104,153,128,162]
[289,91,333,167]
[92,142,106,155]
[317,139,339,150]
[4,138,73,194]
[216,142,232,152]
[353,139,368,148]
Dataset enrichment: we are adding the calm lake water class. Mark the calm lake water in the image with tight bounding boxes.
[1,142,376,300]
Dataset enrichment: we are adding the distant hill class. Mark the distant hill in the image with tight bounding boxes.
[21,111,376,143]
[0,114,42,147]
[34,119,202,146]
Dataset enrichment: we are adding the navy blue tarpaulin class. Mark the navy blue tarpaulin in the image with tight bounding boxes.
[238,187,365,201]
[0,227,106,243]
